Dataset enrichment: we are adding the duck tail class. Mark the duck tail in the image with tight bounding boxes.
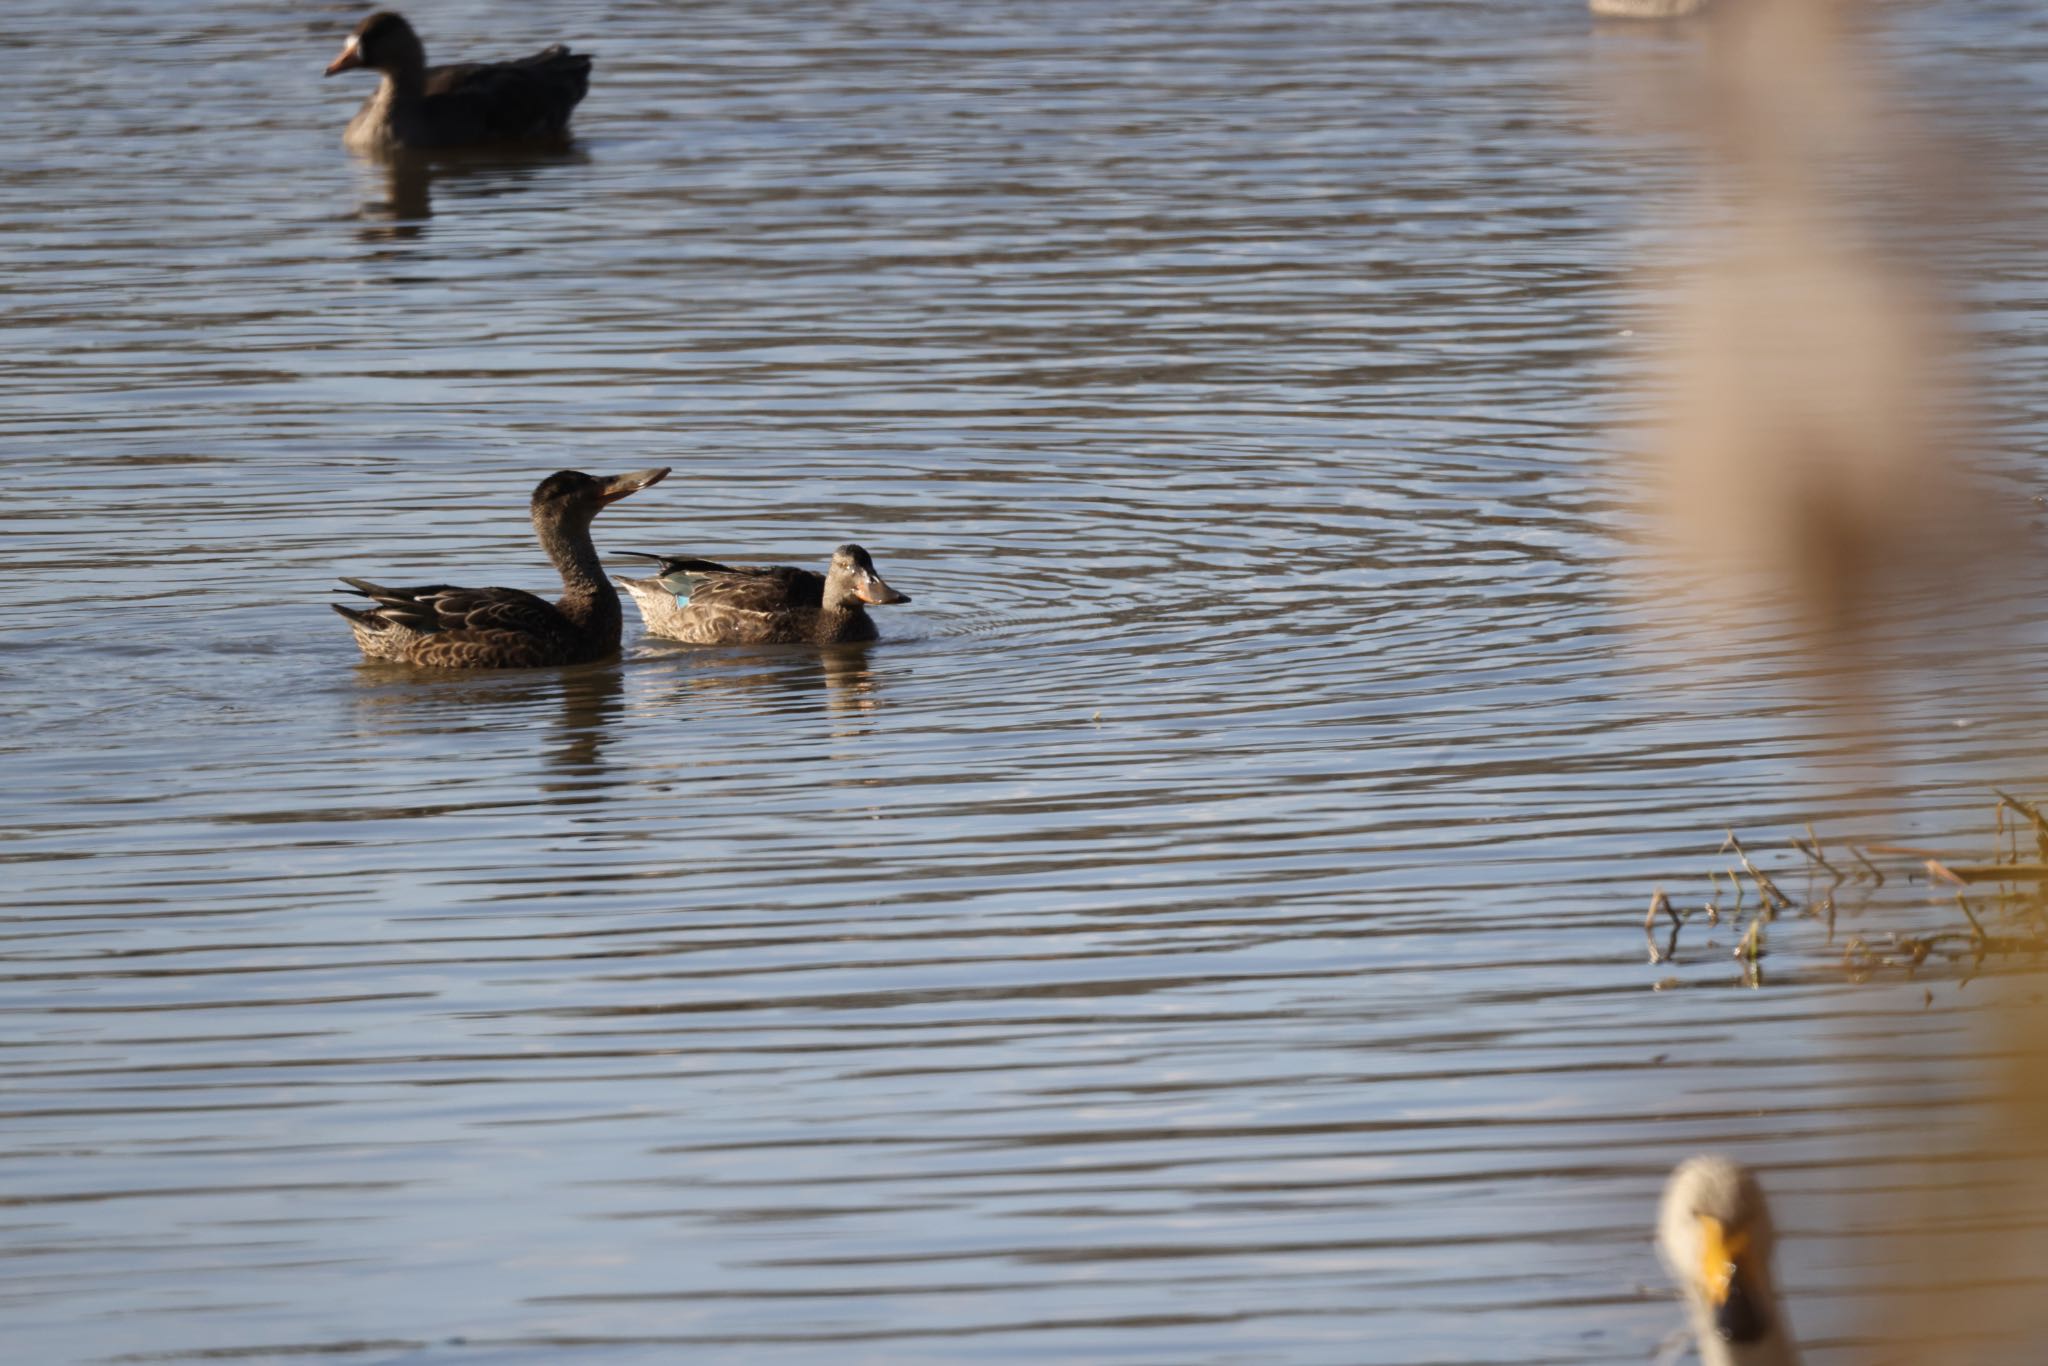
[332,601,421,661]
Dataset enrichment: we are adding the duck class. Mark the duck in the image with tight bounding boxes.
[1658,1156,1801,1366]
[324,10,592,153]
[333,468,669,668]
[613,544,911,646]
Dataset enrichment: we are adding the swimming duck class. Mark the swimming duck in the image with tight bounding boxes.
[1658,1156,1800,1366]
[614,544,911,646]
[325,10,592,153]
[334,468,669,668]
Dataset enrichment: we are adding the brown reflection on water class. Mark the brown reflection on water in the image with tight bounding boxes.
[631,641,889,730]
[354,157,433,242]
[345,660,627,790]
[349,146,594,245]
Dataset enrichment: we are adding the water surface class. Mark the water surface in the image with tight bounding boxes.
[8,1,2048,1362]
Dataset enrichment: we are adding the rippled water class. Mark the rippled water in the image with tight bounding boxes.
[10,1,2048,1362]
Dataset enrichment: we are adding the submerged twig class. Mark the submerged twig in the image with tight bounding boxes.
[1735,916,1765,989]
[1645,888,1682,964]
[1935,862,2048,883]
[1955,892,1987,946]
[1723,830,1793,911]
[1648,795,2048,988]
[1995,788,2048,862]
[1790,824,1842,882]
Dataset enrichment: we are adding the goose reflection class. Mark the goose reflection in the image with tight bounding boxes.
[349,147,591,244]
[353,154,433,240]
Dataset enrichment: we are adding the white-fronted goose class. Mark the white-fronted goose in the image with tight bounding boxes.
[325,11,592,152]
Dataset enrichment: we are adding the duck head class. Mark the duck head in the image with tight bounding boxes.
[529,468,671,532]
[823,544,910,611]
[1657,1155,1780,1347]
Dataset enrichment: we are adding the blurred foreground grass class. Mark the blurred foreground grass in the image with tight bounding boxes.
[1620,0,2048,1357]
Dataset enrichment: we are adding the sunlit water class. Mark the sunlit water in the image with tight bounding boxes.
[8,1,2048,1362]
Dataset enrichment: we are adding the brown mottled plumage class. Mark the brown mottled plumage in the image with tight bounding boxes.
[614,544,910,646]
[333,468,669,668]
[326,11,592,153]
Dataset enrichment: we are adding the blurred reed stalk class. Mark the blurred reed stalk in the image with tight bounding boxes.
[1610,0,2048,1357]
[1640,0,2003,677]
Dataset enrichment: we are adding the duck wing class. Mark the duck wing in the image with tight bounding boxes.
[670,566,825,615]
[613,552,736,579]
[338,577,569,638]
[420,46,593,143]
[613,553,826,613]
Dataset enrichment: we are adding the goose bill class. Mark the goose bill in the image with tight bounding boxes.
[324,37,363,76]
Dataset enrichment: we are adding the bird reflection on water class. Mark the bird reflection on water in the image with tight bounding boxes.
[344,661,625,792]
[631,642,890,732]
[344,644,889,799]
[347,147,592,245]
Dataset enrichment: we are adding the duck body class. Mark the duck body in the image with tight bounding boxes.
[614,545,910,647]
[334,580,607,668]
[1658,1156,1801,1366]
[327,11,591,153]
[334,468,669,669]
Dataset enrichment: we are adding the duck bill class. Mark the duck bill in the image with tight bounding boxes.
[853,570,909,606]
[324,39,363,76]
[1699,1216,1770,1345]
[595,467,671,507]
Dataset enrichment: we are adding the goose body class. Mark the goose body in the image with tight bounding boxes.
[326,11,592,153]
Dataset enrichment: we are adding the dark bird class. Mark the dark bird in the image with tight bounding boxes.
[334,468,670,668]
[614,544,911,646]
[325,11,592,152]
